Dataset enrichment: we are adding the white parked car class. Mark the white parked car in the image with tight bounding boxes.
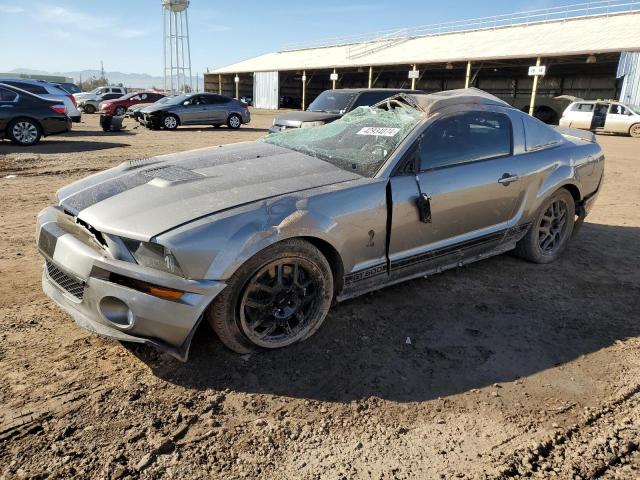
[559,98,640,137]
[73,85,127,104]
[0,78,82,122]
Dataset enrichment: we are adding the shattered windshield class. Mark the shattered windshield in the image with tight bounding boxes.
[308,91,356,114]
[261,106,424,177]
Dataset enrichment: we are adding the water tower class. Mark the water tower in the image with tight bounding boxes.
[162,0,193,93]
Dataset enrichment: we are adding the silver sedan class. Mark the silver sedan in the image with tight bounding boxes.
[36,88,604,360]
[139,93,250,130]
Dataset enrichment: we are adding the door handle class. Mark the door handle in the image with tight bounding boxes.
[416,193,432,223]
[498,173,519,186]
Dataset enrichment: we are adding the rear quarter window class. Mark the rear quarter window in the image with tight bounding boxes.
[522,114,565,152]
[0,87,18,102]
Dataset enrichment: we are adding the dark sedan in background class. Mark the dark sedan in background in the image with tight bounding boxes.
[140,93,250,130]
[0,83,71,146]
[269,88,422,133]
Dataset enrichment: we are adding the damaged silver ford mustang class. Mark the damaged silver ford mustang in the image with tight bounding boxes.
[36,88,604,360]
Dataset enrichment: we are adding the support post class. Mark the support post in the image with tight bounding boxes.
[235,74,239,100]
[368,66,373,88]
[529,57,541,116]
[465,61,472,88]
[332,68,337,89]
[411,64,417,90]
[302,70,306,111]
[218,74,221,94]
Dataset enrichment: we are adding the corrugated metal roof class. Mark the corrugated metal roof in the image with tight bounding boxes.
[212,12,640,74]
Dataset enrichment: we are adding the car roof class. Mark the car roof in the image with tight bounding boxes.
[326,88,422,94]
[385,88,511,115]
[0,78,53,86]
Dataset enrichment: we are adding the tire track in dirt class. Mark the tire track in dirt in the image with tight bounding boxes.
[493,383,640,479]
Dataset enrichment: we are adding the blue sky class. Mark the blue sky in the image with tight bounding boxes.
[0,0,568,76]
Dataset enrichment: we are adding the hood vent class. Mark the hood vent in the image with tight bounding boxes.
[141,165,204,184]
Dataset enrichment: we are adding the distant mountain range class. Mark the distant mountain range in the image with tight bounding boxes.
[7,68,165,88]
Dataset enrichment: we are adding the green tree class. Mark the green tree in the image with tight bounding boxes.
[80,76,109,91]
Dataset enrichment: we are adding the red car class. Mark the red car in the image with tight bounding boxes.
[100,92,165,116]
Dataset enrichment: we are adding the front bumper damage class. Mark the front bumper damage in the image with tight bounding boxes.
[36,206,225,361]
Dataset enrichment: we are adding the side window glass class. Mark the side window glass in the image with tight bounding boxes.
[420,111,512,170]
[0,87,18,102]
[575,103,595,112]
[8,82,47,94]
[610,104,627,115]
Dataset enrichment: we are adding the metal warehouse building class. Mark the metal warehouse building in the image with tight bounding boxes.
[205,1,640,121]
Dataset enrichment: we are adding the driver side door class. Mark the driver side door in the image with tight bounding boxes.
[388,109,523,281]
[179,96,206,124]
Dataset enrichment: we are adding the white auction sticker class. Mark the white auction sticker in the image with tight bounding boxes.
[357,127,401,137]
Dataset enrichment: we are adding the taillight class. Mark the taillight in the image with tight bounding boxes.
[49,105,67,114]
[68,95,77,107]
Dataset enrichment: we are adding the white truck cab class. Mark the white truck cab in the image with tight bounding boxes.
[73,85,127,103]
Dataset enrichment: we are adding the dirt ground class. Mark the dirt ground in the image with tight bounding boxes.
[0,111,638,480]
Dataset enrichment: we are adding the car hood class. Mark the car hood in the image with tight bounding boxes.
[129,103,153,111]
[274,111,341,126]
[142,103,174,114]
[57,142,361,241]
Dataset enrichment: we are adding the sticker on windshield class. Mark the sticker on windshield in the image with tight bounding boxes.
[357,127,401,137]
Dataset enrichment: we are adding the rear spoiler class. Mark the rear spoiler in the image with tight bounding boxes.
[554,126,596,143]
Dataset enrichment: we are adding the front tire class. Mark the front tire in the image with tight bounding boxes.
[227,113,242,129]
[8,118,42,146]
[207,239,334,353]
[163,114,179,130]
[514,188,575,264]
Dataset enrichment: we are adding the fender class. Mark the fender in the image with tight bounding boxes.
[159,178,388,282]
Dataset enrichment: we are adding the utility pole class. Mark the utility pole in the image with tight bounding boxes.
[529,57,542,116]
[100,61,105,80]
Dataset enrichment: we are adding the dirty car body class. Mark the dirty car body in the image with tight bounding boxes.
[36,88,604,360]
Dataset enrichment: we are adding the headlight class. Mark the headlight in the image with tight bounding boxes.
[300,121,324,128]
[122,239,184,276]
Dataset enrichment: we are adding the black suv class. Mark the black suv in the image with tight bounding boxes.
[0,83,71,146]
[269,88,422,133]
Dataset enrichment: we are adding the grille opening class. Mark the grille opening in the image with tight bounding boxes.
[46,261,85,300]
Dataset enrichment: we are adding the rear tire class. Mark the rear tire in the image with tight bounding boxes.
[630,123,640,138]
[514,188,575,264]
[227,114,242,129]
[207,239,334,354]
[8,118,42,146]
[163,114,179,130]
